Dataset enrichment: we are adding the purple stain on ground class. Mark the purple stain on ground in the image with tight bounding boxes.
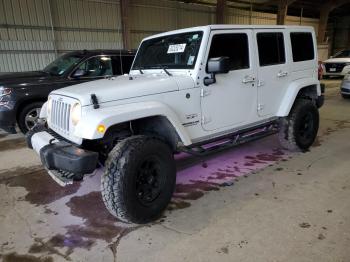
[175,136,287,184]
[172,136,289,204]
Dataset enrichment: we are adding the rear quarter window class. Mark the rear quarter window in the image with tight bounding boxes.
[290,32,315,62]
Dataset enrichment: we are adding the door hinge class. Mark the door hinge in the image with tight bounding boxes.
[201,116,212,124]
[258,104,264,111]
[200,88,211,97]
[257,80,265,87]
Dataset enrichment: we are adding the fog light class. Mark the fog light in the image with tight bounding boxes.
[97,124,106,133]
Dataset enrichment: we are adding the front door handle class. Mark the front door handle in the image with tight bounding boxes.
[277,71,288,77]
[242,75,255,84]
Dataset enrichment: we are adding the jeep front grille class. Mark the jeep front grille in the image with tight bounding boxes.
[50,99,71,134]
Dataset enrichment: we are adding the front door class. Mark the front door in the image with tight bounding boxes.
[200,30,257,131]
[254,30,290,117]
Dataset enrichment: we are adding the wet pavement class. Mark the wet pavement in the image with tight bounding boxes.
[0,80,349,262]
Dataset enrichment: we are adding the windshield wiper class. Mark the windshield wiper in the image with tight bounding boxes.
[132,66,144,74]
[161,66,172,76]
[152,65,172,76]
[39,70,51,75]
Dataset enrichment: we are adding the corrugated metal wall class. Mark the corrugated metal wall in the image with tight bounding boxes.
[0,0,320,72]
[0,0,122,72]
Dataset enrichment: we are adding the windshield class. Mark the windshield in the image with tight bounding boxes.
[132,31,203,70]
[333,50,350,58]
[43,53,84,76]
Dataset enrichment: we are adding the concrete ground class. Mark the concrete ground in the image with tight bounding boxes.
[0,79,349,262]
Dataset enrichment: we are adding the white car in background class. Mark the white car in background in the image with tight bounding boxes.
[323,50,350,78]
[340,73,350,98]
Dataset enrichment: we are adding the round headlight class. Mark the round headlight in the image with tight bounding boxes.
[71,102,81,126]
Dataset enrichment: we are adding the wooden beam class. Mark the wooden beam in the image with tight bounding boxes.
[216,0,227,24]
[120,0,131,50]
[276,0,296,25]
[317,0,349,43]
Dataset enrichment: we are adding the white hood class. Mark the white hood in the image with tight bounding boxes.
[51,74,195,106]
[324,57,350,63]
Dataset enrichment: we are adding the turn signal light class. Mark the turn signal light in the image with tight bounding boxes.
[97,124,106,133]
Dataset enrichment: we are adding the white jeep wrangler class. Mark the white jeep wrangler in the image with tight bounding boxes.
[27,25,324,223]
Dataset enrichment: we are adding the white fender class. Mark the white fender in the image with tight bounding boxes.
[74,101,192,146]
[276,78,321,117]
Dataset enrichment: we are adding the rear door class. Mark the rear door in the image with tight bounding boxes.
[255,30,290,117]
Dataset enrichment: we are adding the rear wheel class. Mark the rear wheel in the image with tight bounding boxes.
[342,94,350,99]
[278,99,319,151]
[101,135,176,223]
[18,102,43,134]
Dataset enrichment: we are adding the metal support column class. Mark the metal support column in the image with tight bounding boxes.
[216,0,226,24]
[120,0,131,50]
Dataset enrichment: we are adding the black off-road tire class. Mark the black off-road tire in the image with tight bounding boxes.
[342,94,350,99]
[18,102,44,134]
[101,135,176,223]
[278,99,319,151]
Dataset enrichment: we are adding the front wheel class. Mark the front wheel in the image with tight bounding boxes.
[101,135,176,223]
[18,102,44,134]
[342,94,350,99]
[278,99,319,151]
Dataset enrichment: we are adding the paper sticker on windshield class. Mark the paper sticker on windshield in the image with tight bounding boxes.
[167,44,186,54]
[192,34,199,40]
[187,55,195,65]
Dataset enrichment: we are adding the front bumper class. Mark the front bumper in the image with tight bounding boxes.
[26,129,98,176]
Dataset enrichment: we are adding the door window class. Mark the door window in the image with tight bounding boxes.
[76,56,113,77]
[290,32,314,62]
[257,32,285,66]
[207,33,249,71]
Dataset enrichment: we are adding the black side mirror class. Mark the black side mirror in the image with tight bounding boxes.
[73,69,86,78]
[204,57,230,86]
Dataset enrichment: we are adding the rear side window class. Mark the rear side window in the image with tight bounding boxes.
[121,55,134,74]
[208,33,249,71]
[111,55,134,75]
[257,32,285,66]
[290,32,314,62]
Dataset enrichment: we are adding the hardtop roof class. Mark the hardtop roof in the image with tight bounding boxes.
[143,24,314,41]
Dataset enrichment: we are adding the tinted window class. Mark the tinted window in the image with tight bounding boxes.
[109,55,134,75]
[121,55,134,74]
[111,56,122,75]
[290,32,314,62]
[257,32,285,66]
[77,56,113,77]
[208,33,249,71]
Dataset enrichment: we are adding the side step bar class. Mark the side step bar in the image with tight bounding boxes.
[46,169,82,187]
[181,123,278,157]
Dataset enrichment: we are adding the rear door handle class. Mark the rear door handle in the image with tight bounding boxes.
[242,75,255,84]
[277,71,288,77]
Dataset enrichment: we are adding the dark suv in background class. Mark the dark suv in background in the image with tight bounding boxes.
[0,50,136,133]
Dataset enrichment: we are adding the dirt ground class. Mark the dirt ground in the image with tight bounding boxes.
[0,79,349,262]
